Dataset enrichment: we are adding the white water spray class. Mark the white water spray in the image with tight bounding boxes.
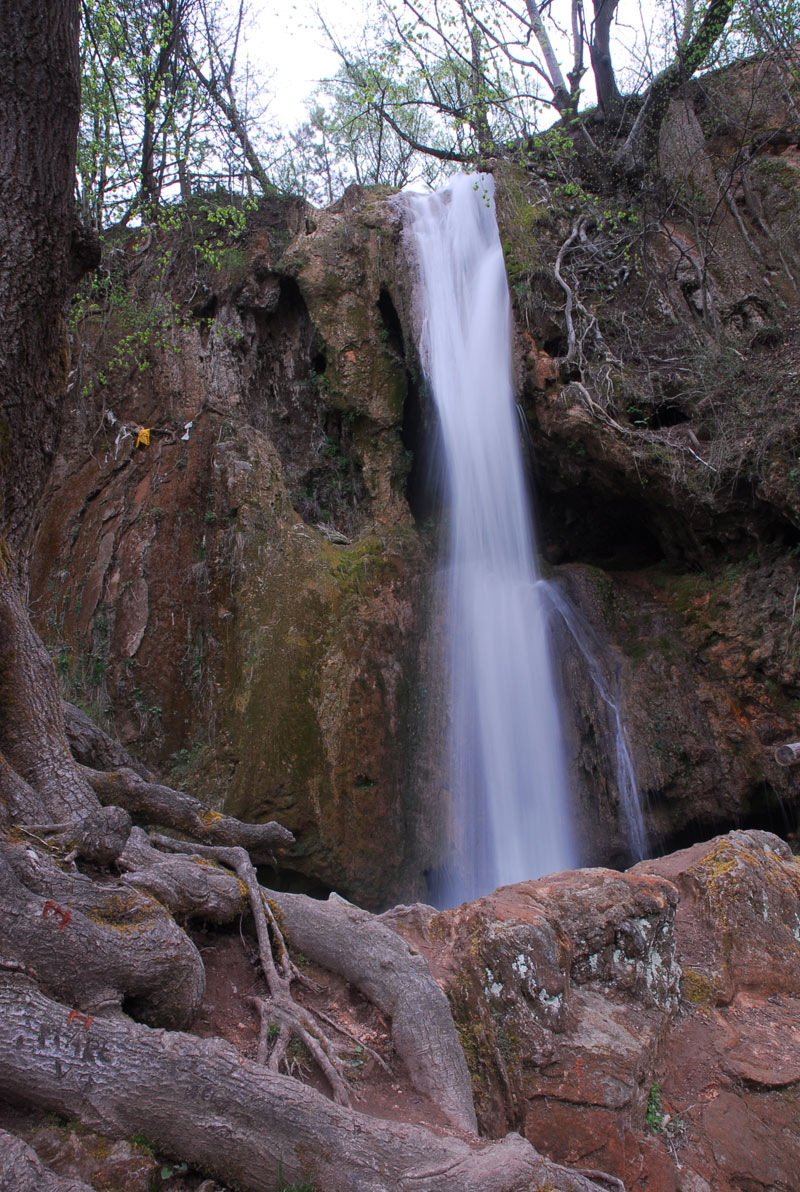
[405,174,578,906]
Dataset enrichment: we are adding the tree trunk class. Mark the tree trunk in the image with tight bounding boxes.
[590,0,623,121]
[0,575,97,821]
[0,0,84,558]
[525,0,572,112]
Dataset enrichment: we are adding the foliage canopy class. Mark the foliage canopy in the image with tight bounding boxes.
[77,0,800,220]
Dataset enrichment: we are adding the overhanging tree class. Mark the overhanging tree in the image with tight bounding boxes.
[317,0,755,178]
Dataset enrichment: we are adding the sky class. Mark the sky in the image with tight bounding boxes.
[242,1,364,127]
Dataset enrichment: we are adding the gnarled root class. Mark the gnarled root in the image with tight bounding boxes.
[0,840,204,1026]
[0,973,610,1192]
[61,701,153,780]
[272,889,479,1134]
[149,832,353,1105]
[120,830,477,1131]
[18,805,132,865]
[83,765,293,861]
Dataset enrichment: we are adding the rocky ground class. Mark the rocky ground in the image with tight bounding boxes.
[3,827,797,1192]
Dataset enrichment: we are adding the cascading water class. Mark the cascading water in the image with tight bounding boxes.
[541,585,649,862]
[405,173,578,907]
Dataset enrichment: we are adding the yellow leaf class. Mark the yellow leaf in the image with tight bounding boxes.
[135,427,150,448]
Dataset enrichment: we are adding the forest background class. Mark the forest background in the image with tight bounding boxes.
[77,0,800,219]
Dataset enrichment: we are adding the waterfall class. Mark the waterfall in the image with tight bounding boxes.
[541,584,649,862]
[405,173,578,906]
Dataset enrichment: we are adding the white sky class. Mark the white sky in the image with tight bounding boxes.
[243,1,363,127]
[243,0,665,129]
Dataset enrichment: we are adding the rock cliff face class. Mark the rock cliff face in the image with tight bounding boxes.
[30,53,800,905]
[30,190,432,907]
[498,52,800,867]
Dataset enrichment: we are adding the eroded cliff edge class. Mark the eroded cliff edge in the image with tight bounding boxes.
[502,52,800,866]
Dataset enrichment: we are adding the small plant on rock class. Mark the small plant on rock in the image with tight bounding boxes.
[645,1080,664,1131]
[645,1080,683,1137]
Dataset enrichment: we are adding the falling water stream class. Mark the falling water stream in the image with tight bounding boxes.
[405,174,648,906]
[405,174,579,906]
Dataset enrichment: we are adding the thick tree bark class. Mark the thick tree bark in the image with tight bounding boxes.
[0,974,607,1192]
[275,890,480,1134]
[0,840,205,1026]
[0,574,97,821]
[84,764,294,859]
[62,700,153,780]
[590,0,623,120]
[118,829,478,1132]
[0,0,86,558]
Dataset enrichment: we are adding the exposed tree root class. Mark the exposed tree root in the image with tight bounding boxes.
[0,973,609,1192]
[83,765,293,860]
[119,827,478,1130]
[18,804,133,865]
[61,701,153,780]
[577,1170,626,1191]
[0,839,204,1026]
[120,826,249,921]
[0,1129,94,1192]
[273,888,481,1134]
[149,832,353,1105]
